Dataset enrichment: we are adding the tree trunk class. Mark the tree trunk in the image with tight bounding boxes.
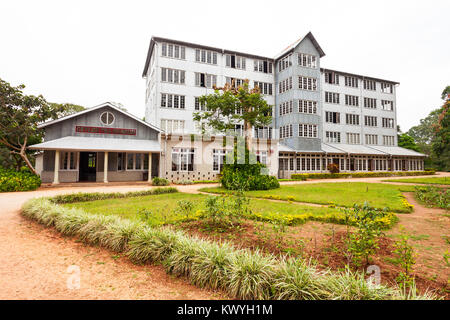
[244,120,252,152]
[19,137,37,175]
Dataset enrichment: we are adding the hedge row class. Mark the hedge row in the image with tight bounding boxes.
[291,170,436,181]
[0,169,41,192]
[21,197,435,300]
[49,187,177,204]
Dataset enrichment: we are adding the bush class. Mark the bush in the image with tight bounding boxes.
[414,186,449,209]
[291,171,435,181]
[152,177,170,186]
[327,163,340,174]
[0,168,41,192]
[49,187,177,204]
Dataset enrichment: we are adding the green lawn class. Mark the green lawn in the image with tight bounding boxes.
[382,177,449,185]
[62,192,368,227]
[200,182,416,213]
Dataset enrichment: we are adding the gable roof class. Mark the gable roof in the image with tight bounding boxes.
[38,102,162,132]
[274,32,326,60]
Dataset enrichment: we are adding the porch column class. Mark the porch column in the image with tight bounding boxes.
[53,150,60,185]
[104,152,108,183]
[148,152,152,182]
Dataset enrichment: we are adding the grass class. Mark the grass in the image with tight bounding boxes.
[63,192,350,227]
[382,177,449,185]
[200,182,416,213]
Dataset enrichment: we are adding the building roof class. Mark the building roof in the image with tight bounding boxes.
[325,143,387,155]
[320,68,399,85]
[278,143,298,153]
[28,136,161,153]
[142,36,275,77]
[321,143,346,154]
[274,31,326,60]
[38,102,162,132]
[367,145,426,157]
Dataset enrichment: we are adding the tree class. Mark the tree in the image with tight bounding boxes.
[441,85,450,101]
[432,95,450,171]
[398,133,420,152]
[50,102,85,119]
[0,78,58,174]
[193,80,272,150]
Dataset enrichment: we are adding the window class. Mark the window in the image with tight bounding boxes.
[382,117,394,128]
[325,92,340,104]
[381,83,393,94]
[381,100,394,111]
[254,126,272,139]
[347,133,360,144]
[172,148,194,171]
[298,53,317,68]
[213,149,228,172]
[325,111,340,124]
[279,124,293,139]
[345,76,358,88]
[60,152,77,170]
[225,77,246,88]
[195,49,217,65]
[278,77,292,93]
[126,153,145,170]
[279,100,293,116]
[364,116,377,127]
[278,54,292,72]
[326,131,341,143]
[364,97,377,109]
[298,76,317,91]
[365,134,378,145]
[194,97,206,111]
[345,95,359,107]
[254,60,273,74]
[255,150,268,165]
[363,79,376,91]
[254,81,273,95]
[298,100,317,114]
[324,72,339,85]
[100,112,115,125]
[195,73,217,88]
[161,43,186,59]
[298,124,318,138]
[226,54,246,69]
[161,94,185,109]
[160,119,185,133]
[346,114,360,125]
[161,68,185,84]
[383,135,395,146]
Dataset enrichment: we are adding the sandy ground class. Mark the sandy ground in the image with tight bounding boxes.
[0,186,223,300]
[0,172,448,300]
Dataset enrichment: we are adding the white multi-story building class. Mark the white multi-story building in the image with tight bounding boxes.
[142,32,425,179]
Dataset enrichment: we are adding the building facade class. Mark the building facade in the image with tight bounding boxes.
[142,32,425,179]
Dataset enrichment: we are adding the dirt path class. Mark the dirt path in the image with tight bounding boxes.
[0,186,223,300]
[387,193,450,287]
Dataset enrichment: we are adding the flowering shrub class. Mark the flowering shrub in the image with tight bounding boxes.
[327,163,340,174]
[0,168,41,192]
[291,171,435,180]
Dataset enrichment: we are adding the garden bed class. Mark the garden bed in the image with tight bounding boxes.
[290,170,435,180]
[383,177,449,185]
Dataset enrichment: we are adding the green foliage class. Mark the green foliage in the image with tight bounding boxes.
[176,200,194,219]
[0,168,41,192]
[344,203,386,266]
[398,133,421,152]
[152,177,170,186]
[431,99,450,171]
[202,194,246,230]
[291,170,435,180]
[176,180,194,185]
[414,186,449,209]
[393,227,417,292]
[50,187,177,204]
[22,196,437,300]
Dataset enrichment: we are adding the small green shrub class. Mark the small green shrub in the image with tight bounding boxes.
[152,177,170,186]
[393,227,417,292]
[414,186,449,209]
[0,168,41,192]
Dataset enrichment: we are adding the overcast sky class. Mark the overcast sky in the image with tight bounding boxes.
[1,0,448,131]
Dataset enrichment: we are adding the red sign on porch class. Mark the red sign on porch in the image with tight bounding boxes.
[75,126,136,135]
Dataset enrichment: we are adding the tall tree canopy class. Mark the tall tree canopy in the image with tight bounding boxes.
[0,78,85,173]
[193,80,272,149]
[432,94,450,171]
